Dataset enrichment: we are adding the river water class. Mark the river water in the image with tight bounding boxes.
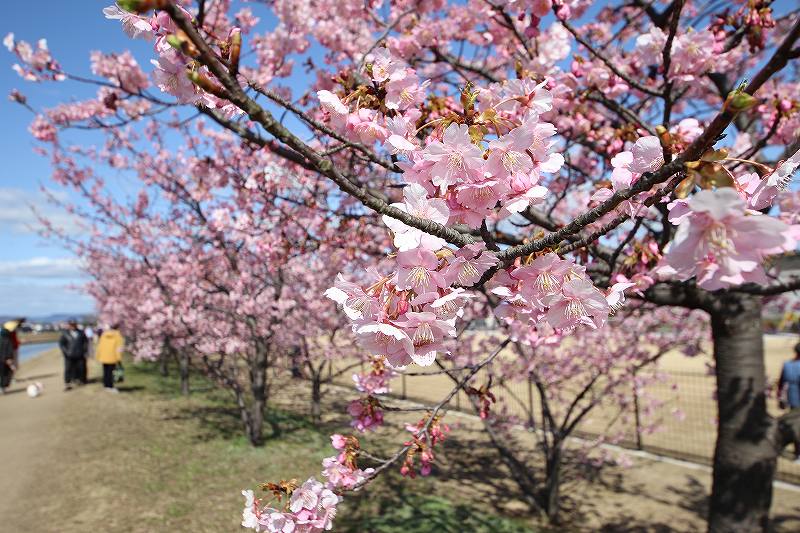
[18,342,59,363]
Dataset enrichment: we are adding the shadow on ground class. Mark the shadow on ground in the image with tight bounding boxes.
[123,362,800,532]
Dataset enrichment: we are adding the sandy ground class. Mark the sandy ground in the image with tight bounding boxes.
[0,349,70,526]
[0,349,105,532]
[322,377,800,532]
[2,348,799,532]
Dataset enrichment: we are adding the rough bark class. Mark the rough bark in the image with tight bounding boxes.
[247,339,270,446]
[543,444,563,522]
[159,346,170,377]
[708,292,777,533]
[179,350,190,396]
[311,375,322,425]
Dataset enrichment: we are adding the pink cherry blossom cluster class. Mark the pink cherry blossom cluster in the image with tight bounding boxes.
[327,241,493,368]
[491,252,617,334]
[659,188,798,290]
[348,395,384,433]
[104,2,241,117]
[241,478,338,532]
[352,361,395,395]
[590,135,667,216]
[317,48,562,229]
[634,26,723,83]
[736,148,800,210]
[3,33,64,82]
[90,50,149,93]
[242,435,375,531]
[322,434,375,489]
[347,359,396,431]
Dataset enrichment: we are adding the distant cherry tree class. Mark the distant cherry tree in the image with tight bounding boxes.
[7,0,800,530]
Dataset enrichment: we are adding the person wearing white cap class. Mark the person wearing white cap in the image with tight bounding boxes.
[0,320,21,393]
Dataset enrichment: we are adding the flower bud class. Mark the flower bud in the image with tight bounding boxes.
[117,0,163,14]
[8,89,26,104]
[186,70,227,99]
[228,28,241,77]
[166,32,199,57]
[655,125,672,148]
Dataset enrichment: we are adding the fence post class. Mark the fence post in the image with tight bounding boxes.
[401,373,407,400]
[528,372,535,429]
[632,369,643,450]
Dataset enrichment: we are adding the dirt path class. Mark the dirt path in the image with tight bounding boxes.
[2,350,799,532]
[0,349,152,532]
[0,348,72,528]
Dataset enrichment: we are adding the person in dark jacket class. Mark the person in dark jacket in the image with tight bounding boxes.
[59,320,88,390]
[779,343,800,463]
[0,325,15,393]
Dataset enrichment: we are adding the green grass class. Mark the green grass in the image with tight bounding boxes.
[339,485,535,532]
[113,361,536,532]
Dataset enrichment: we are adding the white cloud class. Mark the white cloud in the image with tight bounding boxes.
[0,187,83,235]
[0,280,93,317]
[0,256,86,279]
[0,257,92,316]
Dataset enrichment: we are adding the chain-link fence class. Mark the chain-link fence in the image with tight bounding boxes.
[331,361,800,485]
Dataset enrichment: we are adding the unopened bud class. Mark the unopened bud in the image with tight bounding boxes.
[674,175,695,199]
[166,34,183,50]
[655,125,672,147]
[8,89,26,105]
[228,28,241,77]
[117,0,163,14]
[166,32,199,57]
[186,70,227,99]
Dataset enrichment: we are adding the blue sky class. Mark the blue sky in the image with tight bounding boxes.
[0,1,277,318]
[0,1,287,318]
[0,2,797,318]
[0,2,144,317]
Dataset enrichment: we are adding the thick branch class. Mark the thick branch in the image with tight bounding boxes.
[162,2,476,249]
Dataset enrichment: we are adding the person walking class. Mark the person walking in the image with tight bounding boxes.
[778,342,800,463]
[59,320,88,391]
[0,323,16,393]
[95,325,124,393]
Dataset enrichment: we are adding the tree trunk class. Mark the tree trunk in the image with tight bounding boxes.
[543,443,563,522]
[179,350,190,396]
[465,394,543,515]
[247,340,270,446]
[159,347,170,377]
[311,374,322,425]
[708,292,777,533]
[233,385,253,443]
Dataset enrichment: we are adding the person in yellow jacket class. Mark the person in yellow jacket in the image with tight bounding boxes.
[95,325,124,393]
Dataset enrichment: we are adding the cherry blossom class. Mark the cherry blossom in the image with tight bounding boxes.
[11,0,800,528]
[103,4,154,39]
[423,124,485,192]
[628,136,665,175]
[749,148,800,210]
[662,188,795,290]
[382,184,450,251]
